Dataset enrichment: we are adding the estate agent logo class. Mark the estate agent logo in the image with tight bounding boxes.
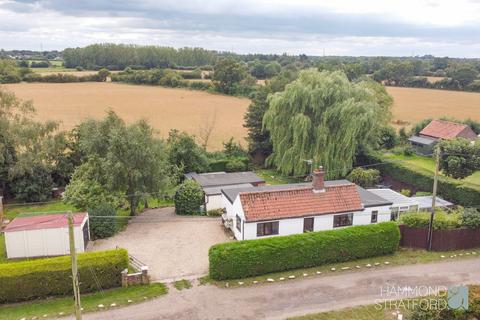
[448,285,468,311]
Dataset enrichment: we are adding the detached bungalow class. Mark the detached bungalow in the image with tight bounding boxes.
[185,171,265,211]
[221,167,452,241]
[409,119,477,155]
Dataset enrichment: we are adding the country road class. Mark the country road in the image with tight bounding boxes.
[78,258,480,320]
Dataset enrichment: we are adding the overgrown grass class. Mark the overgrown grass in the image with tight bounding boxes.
[254,168,304,185]
[173,279,193,291]
[204,247,479,288]
[0,283,168,320]
[383,153,480,189]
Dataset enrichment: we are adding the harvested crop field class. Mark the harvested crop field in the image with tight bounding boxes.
[4,82,250,150]
[386,86,480,127]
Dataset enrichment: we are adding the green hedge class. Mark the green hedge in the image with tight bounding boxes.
[209,222,400,280]
[0,249,128,303]
[399,211,461,230]
[368,153,480,206]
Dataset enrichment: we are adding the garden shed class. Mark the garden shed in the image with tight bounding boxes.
[4,212,90,259]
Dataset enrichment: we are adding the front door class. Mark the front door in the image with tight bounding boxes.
[303,217,314,233]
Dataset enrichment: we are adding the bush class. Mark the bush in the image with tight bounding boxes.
[207,208,224,217]
[225,159,248,172]
[88,203,118,239]
[0,249,128,303]
[400,188,411,196]
[398,211,461,230]
[367,153,480,206]
[209,222,400,280]
[174,179,204,215]
[461,208,480,229]
[346,168,380,188]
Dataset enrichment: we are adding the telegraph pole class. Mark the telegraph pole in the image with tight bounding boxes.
[68,211,82,320]
[427,149,440,251]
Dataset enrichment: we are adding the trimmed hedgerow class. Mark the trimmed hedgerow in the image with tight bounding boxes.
[368,153,480,206]
[399,211,461,230]
[0,249,128,303]
[209,222,400,280]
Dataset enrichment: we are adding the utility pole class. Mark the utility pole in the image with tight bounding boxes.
[427,149,440,251]
[68,211,82,320]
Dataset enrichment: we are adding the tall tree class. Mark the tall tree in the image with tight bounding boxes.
[212,58,248,94]
[68,112,170,215]
[439,138,480,179]
[263,69,392,178]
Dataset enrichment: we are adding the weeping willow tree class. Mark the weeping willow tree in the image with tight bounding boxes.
[263,69,392,178]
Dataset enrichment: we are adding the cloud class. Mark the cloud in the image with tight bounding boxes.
[0,0,479,56]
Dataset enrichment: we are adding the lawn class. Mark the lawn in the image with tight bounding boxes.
[0,283,168,320]
[254,168,305,185]
[203,247,479,288]
[383,153,480,189]
[4,201,77,221]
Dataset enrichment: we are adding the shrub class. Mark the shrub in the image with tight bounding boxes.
[225,159,248,172]
[347,168,381,188]
[0,249,128,303]
[209,222,400,280]
[461,208,480,229]
[207,208,224,217]
[400,188,411,197]
[88,203,118,239]
[398,211,461,230]
[415,191,432,196]
[174,179,204,215]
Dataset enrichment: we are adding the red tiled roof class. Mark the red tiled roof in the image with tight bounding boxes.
[420,120,473,140]
[4,213,87,232]
[239,184,363,222]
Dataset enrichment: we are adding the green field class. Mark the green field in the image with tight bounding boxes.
[254,168,304,185]
[4,201,77,221]
[383,153,480,190]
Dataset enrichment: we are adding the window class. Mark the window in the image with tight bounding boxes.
[303,217,314,233]
[256,221,279,237]
[236,215,241,232]
[409,205,419,212]
[399,206,409,212]
[371,211,378,223]
[333,213,353,228]
[390,207,399,221]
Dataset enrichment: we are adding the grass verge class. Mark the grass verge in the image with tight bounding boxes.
[173,279,193,291]
[4,201,77,221]
[0,283,168,320]
[289,304,400,320]
[202,247,479,288]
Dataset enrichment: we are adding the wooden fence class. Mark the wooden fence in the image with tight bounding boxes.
[399,225,480,251]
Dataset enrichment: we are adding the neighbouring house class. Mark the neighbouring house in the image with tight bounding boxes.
[409,119,477,155]
[185,171,265,211]
[4,212,90,259]
[221,167,453,240]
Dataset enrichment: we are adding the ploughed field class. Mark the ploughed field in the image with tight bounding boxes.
[4,82,250,150]
[386,86,480,127]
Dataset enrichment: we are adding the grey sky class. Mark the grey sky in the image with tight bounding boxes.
[1,0,479,57]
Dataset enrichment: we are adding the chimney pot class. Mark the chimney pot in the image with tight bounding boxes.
[312,166,325,193]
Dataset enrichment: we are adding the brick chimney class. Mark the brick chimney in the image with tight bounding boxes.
[312,166,325,193]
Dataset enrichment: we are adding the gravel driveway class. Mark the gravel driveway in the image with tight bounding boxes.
[90,207,230,281]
